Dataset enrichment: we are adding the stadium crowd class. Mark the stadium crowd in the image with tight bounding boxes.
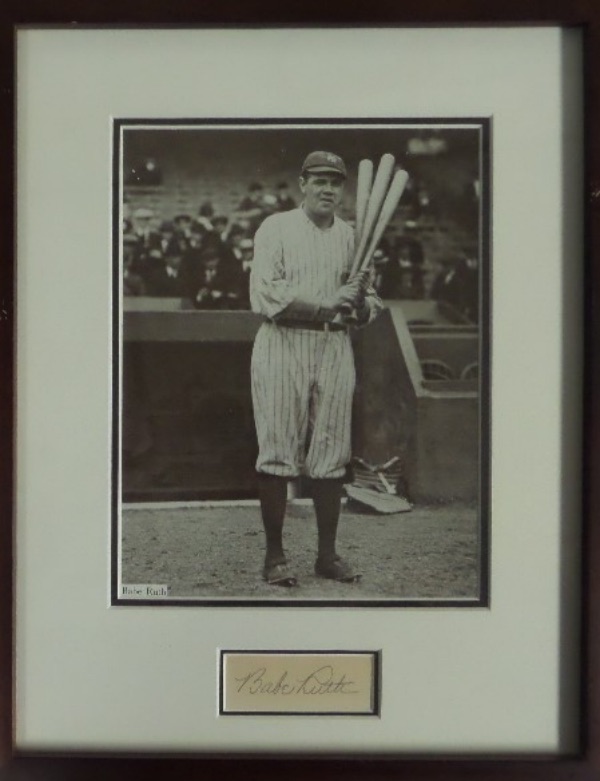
[122,178,479,323]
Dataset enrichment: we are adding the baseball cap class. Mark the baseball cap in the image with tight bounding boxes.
[301,151,347,178]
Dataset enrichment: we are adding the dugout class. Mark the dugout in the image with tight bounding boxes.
[352,301,480,503]
[122,300,480,504]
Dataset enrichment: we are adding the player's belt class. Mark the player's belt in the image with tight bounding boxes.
[272,319,348,333]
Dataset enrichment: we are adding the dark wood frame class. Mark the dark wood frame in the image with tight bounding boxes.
[1,3,598,780]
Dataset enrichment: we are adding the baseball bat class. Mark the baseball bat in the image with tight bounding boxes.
[355,159,374,246]
[349,153,395,277]
[357,169,409,274]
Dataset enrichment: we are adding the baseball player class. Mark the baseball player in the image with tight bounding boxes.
[250,151,383,587]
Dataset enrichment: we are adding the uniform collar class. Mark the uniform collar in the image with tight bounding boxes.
[299,204,337,232]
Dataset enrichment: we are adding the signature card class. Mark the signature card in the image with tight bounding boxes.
[220,651,380,715]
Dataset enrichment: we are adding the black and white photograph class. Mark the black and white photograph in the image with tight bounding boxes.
[113,120,489,606]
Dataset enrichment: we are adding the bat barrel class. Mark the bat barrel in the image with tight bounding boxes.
[355,159,374,246]
[358,169,409,274]
[350,153,395,277]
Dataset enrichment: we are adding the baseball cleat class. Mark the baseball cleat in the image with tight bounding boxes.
[262,561,298,587]
[314,555,361,583]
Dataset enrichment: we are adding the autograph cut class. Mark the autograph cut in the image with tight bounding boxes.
[234,665,359,696]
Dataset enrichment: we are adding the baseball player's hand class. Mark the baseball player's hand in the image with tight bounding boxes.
[349,269,371,292]
[337,296,370,324]
[330,279,364,311]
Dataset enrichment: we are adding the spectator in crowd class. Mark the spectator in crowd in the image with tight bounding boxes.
[158,221,178,256]
[179,222,207,295]
[123,235,147,297]
[145,249,187,297]
[234,237,254,309]
[371,247,390,295]
[200,222,224,253]
[193,218,243,293]
[376,232,425,300]
[209,225,246,303]
[168,222,190,256]
[173,213,194,250]
[234,217,253,236]
[227,225,250,258]
[236,182,270,235]
[215,236,254,310]
[400,231,425,298]
[192,248,231,309]
[132,207,157,238]
[131,207,163,276]
[212,215,230,243]
[189,220,208,249]
[371,238,397,297]
[239,237,254,273]
[275,181,297,212]
[431,252,477,321]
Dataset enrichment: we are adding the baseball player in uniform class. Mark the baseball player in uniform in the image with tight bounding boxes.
[250,151,383,586]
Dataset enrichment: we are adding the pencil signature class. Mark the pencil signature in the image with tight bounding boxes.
[234,665,359,696]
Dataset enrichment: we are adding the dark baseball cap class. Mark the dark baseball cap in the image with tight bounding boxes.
[301,151,347,178]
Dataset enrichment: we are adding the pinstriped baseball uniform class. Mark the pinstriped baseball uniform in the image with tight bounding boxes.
[250,207,378,479]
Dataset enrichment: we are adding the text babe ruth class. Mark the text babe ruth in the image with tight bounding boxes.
[250,151,383,586]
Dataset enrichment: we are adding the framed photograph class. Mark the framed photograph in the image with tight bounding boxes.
[2,5,597,781]
[115,117,489,607]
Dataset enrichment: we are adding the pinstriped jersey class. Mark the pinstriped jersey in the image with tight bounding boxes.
[250,207,355,319]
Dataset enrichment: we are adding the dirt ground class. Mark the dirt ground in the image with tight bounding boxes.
[120,500,481,603]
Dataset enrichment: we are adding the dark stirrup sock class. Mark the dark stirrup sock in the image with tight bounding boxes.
[310,477,345,560]
[257,473,288,563]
